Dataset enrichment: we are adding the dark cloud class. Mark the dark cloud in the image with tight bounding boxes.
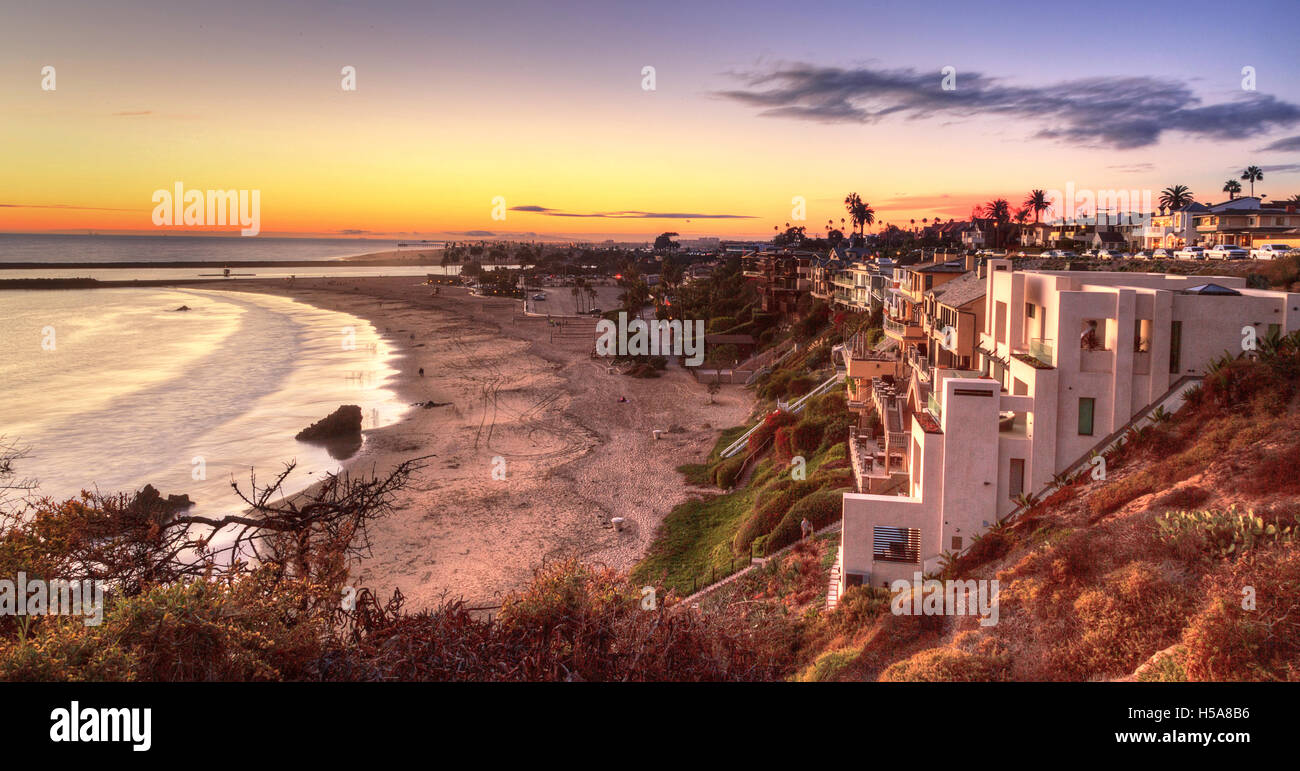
[510,205,754,220]
[1259,135,1300,152]
[715,63,1300,149]
[1262,164,1300,174]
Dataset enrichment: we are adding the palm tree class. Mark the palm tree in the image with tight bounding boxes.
[844,193,863,235]
[1023,189,1051,223]
[1159,185,1195,211]
[1223,179,1242,200]
[1241,165,1264,198]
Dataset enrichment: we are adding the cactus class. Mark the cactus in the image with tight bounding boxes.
[1157,506,1294,559]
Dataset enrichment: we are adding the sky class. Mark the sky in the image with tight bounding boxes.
[2,0,1300,241]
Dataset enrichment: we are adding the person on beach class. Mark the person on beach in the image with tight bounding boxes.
[418,368,424,377]
[800,517,812,540]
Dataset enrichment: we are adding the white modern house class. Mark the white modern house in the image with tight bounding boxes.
[839,260,1300,590]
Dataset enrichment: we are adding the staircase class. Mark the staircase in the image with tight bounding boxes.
[826,547,843,611]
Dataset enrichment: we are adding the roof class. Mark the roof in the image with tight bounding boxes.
[1182,283,1241,296]
[916,260,967,273]
[933,271,987,308]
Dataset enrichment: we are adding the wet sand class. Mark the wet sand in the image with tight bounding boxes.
[217,275,754,608]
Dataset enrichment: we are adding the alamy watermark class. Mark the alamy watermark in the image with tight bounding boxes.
[0,572,105,626]
[890,572,999,627]
[151,182,260,236]
[595,311,705,367]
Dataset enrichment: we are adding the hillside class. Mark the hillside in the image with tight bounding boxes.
[714,334,1300,681]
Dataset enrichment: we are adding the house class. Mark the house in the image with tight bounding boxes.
[1190,198,1300,248]
[838,260,1300,591]
[1141,202,1207,250]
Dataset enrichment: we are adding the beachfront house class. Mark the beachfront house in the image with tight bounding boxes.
[838,260,1300,591]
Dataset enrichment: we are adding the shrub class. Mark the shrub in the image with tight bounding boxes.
[733,480,821,554]
[712,456,745,489]
[880,638,1011,682]
[766,489,845,552]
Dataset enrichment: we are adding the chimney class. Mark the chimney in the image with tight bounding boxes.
[965,253,977,272]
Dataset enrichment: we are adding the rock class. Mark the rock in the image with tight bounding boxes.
[411,400,450,409]
[173,305,191,312]
[132,484,194,514]
[296,405,363,442]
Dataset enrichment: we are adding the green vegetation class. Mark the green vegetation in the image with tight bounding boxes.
[633,389,855,596]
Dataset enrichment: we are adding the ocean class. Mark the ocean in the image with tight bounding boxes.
[0,238,411,519]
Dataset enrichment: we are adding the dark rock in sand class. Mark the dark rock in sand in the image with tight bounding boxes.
[132,484,195,514]
[296,405,363,442]
[412,400,451,409]
[173,305,192,312]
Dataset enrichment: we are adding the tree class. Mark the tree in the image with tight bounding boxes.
[1241,165,1264,198]
[1159,185,1195,212]
[1223,179,1242,200]
[844,193,875,236]
[1023,189,1050,223]
[653,232,680,252]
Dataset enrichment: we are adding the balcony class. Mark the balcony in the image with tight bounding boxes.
[884,317,925,342]
[1028,338,1054,367]
[927,391,942,421]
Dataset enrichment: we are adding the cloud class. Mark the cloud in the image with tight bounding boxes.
[1259,135,1300,152]
[1107,163,1155,173]
[337,229,371,235]
[715,63,1300,149]
[111,110,154,117]
[509,205,755,219]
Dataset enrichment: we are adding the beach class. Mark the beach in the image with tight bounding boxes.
[215,275,754,608]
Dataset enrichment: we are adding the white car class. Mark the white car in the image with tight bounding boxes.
[1152,248,1172,259]
[1207,245,1249,260]
[1174,247,1206,260]
[1098,249,1130,260]
[1250,243,1293,260]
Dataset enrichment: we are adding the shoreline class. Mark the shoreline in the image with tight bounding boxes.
[208,275,755,608]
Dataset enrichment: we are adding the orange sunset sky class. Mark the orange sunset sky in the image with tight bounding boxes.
[3,0,1300,242]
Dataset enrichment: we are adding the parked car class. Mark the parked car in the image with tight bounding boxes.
[1098,249,1131,260]
[1249,243,1293,260]
[1152,248,1172,259]
[1208,245,1249,260]
[1133,250,1154,260]
[1081,249,1100,258]
[1174,247,1206,260]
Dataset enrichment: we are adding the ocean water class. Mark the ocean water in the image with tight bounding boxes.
[0,233,391,264]
[0,286,408,519]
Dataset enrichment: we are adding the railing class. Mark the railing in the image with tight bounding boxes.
[1029,337,1054,366]
[927,391,942,421]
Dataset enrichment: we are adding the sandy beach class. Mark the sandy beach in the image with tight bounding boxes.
[216,275,754,608]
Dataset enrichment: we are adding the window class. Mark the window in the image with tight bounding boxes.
[873,526,921,563]
[1025,302,1035,319]
[951,536,963,551]
[1009,459,1025,500]
[1169,320,1182,373]
[1078,397,1095,436]
[995,302,1007,343]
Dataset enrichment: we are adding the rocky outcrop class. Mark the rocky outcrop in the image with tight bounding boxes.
[132,484,194,514]
[296,405,363,442]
